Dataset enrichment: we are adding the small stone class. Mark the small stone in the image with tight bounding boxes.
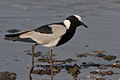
[103,55,116,61]
[77,54,87,58]
[93,50,105,54]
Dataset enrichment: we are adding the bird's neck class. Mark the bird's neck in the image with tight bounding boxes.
[56,26,77,47]
[67,25,77,32]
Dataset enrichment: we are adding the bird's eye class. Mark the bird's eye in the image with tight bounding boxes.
[75,18,78,21]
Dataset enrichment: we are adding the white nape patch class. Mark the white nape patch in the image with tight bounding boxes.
[74,15,82,22]
[64,20,71,29]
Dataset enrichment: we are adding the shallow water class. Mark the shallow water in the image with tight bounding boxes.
[0,0,120,80]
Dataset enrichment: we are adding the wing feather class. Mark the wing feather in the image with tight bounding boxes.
[19,24,67,45]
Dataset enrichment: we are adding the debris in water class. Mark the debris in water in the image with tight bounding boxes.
[26,51,42,57]
[65,64,80,80]
[77,53,87,58]
[81,62,101,68]
[105,63,120,68]
[7,29,20,33]
[0,72,16,80]
[32,65,62,75]
[37,58,75,64]
[90,70,114,76]
[103,55,116,61]
[80,75,105,80]
[93,50,105,54]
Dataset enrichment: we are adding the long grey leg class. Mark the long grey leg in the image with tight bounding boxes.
[49,49,54,80]
[29,43,38,80]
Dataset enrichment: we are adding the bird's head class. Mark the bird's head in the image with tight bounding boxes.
[64,15,88,29]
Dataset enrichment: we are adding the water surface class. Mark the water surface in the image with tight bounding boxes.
[0,0,120,80]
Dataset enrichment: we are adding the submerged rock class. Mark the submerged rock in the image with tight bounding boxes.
[7,29,20,33]
[0,72,16,80]
[32,65,62,75]
[103,55,116,61]
[90,70,114,76]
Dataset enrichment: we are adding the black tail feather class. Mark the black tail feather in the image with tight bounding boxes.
[5,33,36,43]
[5,33,21,41]
[5,33,21,37]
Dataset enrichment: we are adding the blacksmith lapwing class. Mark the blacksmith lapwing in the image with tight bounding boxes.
[5,15,88,78]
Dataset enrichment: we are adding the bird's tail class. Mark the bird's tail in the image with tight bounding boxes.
[5,33,22,41]
[4,31,35,43]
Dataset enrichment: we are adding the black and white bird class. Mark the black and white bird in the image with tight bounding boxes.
[5,15,88,77]
[5,15,87,47]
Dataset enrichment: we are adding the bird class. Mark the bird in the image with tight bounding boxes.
[5,15,88,79]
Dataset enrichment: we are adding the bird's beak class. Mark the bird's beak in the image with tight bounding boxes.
[81,22,88,28]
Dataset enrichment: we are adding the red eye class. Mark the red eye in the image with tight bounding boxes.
[75,18,78,21]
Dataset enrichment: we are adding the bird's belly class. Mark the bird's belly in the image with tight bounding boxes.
[41,38,61,48]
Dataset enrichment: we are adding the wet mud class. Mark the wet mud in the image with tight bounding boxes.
[77,50,117,61]
[26,50,120,80]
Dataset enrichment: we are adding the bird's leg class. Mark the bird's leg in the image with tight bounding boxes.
[49,49,54,80]
[29,43,38,80]
[32,44,38,67]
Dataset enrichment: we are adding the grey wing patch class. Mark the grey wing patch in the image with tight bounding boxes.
[34,25,52,34]
[19,24,67,46]
[49,24,66,34]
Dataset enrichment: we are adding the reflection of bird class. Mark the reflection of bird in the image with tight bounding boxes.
[5,15,88,78]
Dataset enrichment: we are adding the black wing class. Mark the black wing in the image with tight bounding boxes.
[34,25,52,34]
[34,22,64,34]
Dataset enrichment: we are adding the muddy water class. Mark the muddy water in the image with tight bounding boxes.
[0,0,120,80]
